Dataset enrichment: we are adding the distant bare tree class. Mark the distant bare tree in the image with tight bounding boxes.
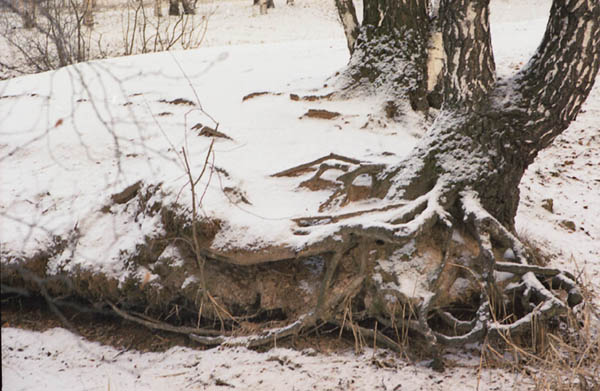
[169,0,194,15]
[83,0,94,26]
[0,0,94,72]
[253,0,273,14]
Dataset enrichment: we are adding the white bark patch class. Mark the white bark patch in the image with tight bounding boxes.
[426,31,444,92]
[581,19,593,49]
[342,10,358,49]
[466,3,477,37]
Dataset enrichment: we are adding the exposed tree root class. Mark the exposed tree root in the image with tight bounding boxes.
[108,299,318,348]
[264,156,585,355]
[272,153,362,178]
[107,301,228,338]
[189,312,317,348]
[3,151,585,359]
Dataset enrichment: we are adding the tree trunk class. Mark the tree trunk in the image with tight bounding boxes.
[5,0,597,360]
[341,0,432,112]
[336,0,598,224]
[22,0,36,29]
[83,0,94,27]
[169,0,179,16]
[334,0,359,54]
[253,0,274,9]
[181,0,194,15]
[154,0,162,17]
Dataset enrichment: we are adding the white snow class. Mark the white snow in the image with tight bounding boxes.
[2,0,599,389]
[1,327,533,391]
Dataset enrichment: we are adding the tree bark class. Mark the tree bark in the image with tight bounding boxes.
[439,0,495,110]
[253,0,274,9]
[154,0,162,17]
[334,0,359,55]
[83,0,94,27]
[342,0,432,111]
[169,0,179,16]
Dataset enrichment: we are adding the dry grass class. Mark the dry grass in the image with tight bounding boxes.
[525,274,600,391]
[480,248,600,390]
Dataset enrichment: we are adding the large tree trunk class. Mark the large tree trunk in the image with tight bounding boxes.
[168,0,597,354]
[301,0,599,350]
[336,0,598,225]
[340,0,432,112]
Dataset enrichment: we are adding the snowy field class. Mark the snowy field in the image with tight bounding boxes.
[2,0,599,390]
[2,326,531,391]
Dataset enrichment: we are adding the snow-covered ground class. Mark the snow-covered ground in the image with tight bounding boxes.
[2,0,599,390]
[2,326,531,391]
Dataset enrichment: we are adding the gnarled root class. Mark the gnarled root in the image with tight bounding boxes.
[105,157,583,355]
[429,190,581,347]
[276,158,584,354]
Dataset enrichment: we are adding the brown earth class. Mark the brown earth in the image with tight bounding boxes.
[1,294,354,354]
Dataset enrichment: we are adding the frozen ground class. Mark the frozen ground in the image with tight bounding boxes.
[2,327,531,391]
[2,0,599,390]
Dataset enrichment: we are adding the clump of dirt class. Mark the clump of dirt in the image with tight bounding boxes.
[289,92,334,102]
[242,91,282,101]
[1,295,194,353]
[111,181,142,204]
[1,294,356,354]
[301,109,341,120]
[158,98,196,106]
[192,122,232,140]
[223,186,251,204]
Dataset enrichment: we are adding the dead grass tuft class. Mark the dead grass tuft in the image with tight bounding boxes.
[478,266,599,390]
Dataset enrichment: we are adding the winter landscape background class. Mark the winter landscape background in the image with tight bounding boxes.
[1,0,599,389]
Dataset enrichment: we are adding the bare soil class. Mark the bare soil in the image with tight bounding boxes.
[1,294,355,354]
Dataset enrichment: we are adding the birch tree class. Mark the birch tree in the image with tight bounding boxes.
[185,0,598,355]
[109,0,600,356]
